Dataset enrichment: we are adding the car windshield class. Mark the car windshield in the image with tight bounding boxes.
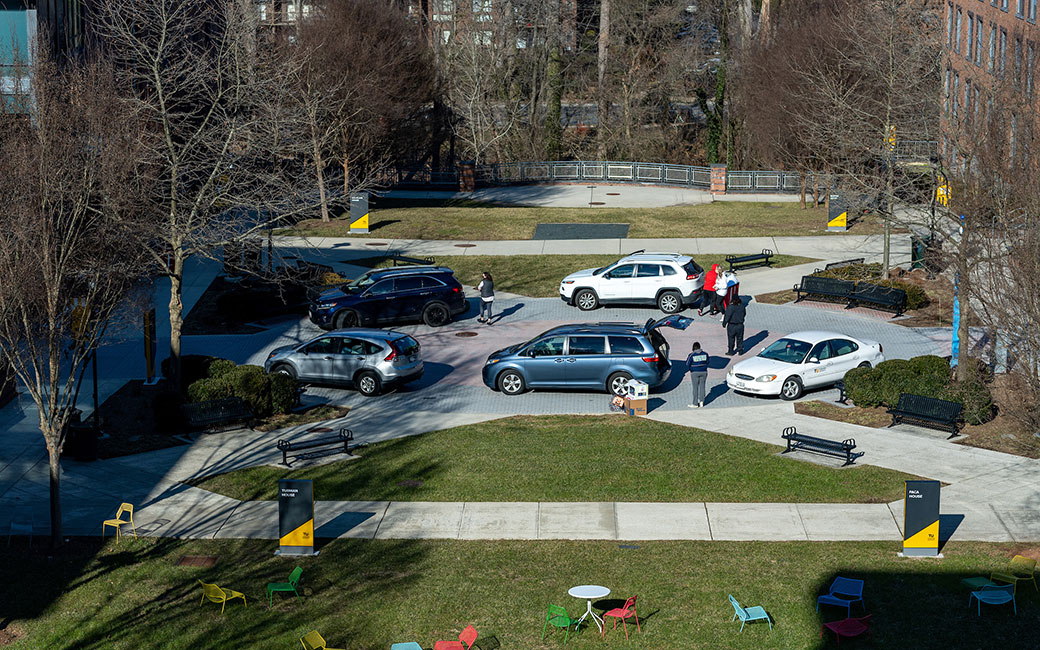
[344,273,376,291]
[758,338,812,364]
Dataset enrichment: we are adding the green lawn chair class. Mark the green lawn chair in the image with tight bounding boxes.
[542,603,578,644]
[267,566,303,606]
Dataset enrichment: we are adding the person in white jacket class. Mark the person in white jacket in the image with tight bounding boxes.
[715,270,737,320]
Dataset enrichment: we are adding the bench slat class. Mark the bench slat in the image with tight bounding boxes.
[888,393,961,437]
[278,428,354,467]
[781,426,861,466]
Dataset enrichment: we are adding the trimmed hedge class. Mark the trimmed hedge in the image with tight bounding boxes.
[844,355,994,425]
[186,359,296,417]
[813,263,929,310]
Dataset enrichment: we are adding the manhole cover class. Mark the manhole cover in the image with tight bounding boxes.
[606,192,621,196]
[308,427,334,433]
[177,555,219,568]
[365,242,387,246]
[588,202,605,206]
[397,480,424,488]
[455,331,478,337]
[454,243,476,248]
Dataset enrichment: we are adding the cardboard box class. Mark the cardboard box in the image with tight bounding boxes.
[624,397,647,416]
[626,379,649,399]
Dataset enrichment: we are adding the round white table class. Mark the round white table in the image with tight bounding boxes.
[568,585,610,633]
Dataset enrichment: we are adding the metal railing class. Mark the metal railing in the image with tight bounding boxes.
[893,140,938,161]
[474,161,812,193]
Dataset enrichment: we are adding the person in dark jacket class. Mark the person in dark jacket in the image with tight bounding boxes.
[722,296,747,355]
[476,271,495,324]
[686,342,709,407]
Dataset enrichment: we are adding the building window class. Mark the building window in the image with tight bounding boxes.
[975,16,983,64]
[1030,0,1037,22]
[956,7,962,53]
[1028,41,1036,96]
[1015,37,1023,86]
[967,13,974,60]
[989,24,997,72]
[948,2,955,45]
[1001,0,1009,11]
[965,79,973,124]
[1018,0,1025,17]
[945,67,951,113]
[1000,28,1008,75]
[1010,113,1017,162]
[953,72,960,118]
[973,85,980,124]
[472,0,492,13]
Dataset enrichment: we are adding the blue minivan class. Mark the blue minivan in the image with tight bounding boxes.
[482,316,692,396]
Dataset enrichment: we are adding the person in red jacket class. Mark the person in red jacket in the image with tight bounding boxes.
[700,264,719,315]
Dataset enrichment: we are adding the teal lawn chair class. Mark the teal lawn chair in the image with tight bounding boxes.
[728,595,772,632]
[542,604,578,644]
[267,566,303,606]
[969,583,1016,616]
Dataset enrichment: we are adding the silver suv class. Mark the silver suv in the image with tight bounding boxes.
[264,329,422,396]
[559,251,705,313]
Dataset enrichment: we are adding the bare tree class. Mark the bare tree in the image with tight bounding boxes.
[0,56,148,546]
[91,0,313,390]
[598,0,611,158]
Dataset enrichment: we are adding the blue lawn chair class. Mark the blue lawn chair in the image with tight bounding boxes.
[728,594,772,632]
[816,577,865,617]
[969,583,1016,616]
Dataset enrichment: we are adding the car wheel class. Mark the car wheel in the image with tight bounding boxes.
[657,290,682,314]
[857,361,871,369]
[780,376,803,400]
[272,364,297,380]
[497,370,526,395]
[334,309,359,329]
[607,371,633,397]
[356,370,381,396]
[575,289,599,311]
[422,302,450,327]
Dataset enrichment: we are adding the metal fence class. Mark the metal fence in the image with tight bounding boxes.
[893,140,938,161]
[474,161,811,193]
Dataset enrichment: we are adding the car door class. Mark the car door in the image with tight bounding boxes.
[330,337,368,383]
[633,264,663,302]
[564,335,610,387]
[598,264,635,300]
[361,279,397,322]
[294,337,340,381]
[827,338,862,380]
[393,276,425,320]
[803,340,838,386]
[520,335,568,387]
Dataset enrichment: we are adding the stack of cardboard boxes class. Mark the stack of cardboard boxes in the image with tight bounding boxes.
[624,379,648,416]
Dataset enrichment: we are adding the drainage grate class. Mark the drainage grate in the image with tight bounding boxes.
[365,242,387,246]
[588,201,606,205]
[454,243,476,248]
[606,192,621,196]
[177,555,219,568]
[307,426,334,433]
[455,331,478,337]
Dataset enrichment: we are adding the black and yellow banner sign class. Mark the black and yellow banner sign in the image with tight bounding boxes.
[278,479,315,556]
[903,480,940,556]
[349,192,370,233]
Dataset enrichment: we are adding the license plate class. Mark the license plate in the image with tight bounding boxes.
[734,381,745,388]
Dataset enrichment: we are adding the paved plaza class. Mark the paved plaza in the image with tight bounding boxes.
[2,208,1037,546]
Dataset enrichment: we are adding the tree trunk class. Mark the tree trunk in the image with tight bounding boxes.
[738,0,753,43]
[759,0,773,43]
[47,443,62,547]
[545,35,562,160]
[311,121,330,222]
[597,0,610,158]
[800,171,807,209]
[167,250,185,393]
[342,157,349,197]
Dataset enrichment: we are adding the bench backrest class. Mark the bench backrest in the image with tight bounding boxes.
[852,282,906,306]
[802,275,855,294]
[183,397,251,420]
[824,258,865,270]
[1008,555,1037,577]
[828,576,864,598]
[896,393,962,420]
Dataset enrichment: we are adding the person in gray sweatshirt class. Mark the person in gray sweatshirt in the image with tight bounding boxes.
[476,271,495,324]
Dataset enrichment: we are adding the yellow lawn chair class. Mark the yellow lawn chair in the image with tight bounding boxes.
[991,555,1038,593]
[300,630,345,650]
[101,503,137,540]
[198,580,247,613]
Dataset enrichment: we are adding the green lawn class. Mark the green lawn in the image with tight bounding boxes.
[2,537,1034,649]
[193,416,916,503]
[370,253,815,298]
[283,201,884,240]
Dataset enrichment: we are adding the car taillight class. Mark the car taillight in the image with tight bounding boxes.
[642,355,659,363]
[452,286,461,293]
[878,344,883,354]
[687,273,700,280]
[384,344,398,362]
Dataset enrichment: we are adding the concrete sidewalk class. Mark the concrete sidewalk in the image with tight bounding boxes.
[386,185,803,208]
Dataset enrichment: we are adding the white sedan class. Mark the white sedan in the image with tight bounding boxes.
[726,330,884,400]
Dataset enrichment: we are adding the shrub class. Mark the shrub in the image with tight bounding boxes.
[187,376,234,403]
[813,263,928,310]
[207,359,237,379]
[909,355,951,376]
[873,278,928,310]
[270,374,299,415]
[228,364,272,417]
[843,366,880,406]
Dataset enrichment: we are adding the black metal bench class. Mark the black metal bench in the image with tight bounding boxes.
[278,428,354,467]
[181,397,254,432]
[725,249,774,272]
[781,426,862,466]
[834,380,849,405]
[887,393,962,438]
[850,282,907,315]
[388,253,435,267]
[794,275,856,302]
[823,258,865,271]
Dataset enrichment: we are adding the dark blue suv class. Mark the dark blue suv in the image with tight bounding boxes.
[310,266,467,329]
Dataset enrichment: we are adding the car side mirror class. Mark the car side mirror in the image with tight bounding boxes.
[300,349,309,355]
[809,357,819,364]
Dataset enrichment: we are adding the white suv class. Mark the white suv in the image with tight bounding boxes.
[559,251,705,313]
